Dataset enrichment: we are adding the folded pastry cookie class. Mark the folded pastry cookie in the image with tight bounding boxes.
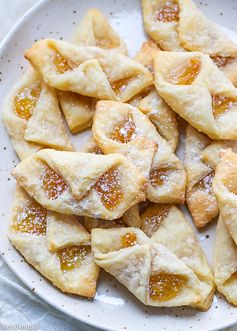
[91,227,208,308]
[154,51,237,140]
[3,68,74,159]
[201,140,237,171]
[132,41,178,151]
[185,126,237,228]
[9,186,99,297]
[58,9,127,134]
[12,149,146,220]
[213,149,237,246]
[185,125,218,228]
[57,91,95,134]
[93,100,186,203]
[142,0,184,51]
[24,39,152,102]
[134,40,160,75]
[140,203,215,310]
[213,216,237,306]
[142,0,237,86]
[72,9,127,54]
[82,138,141,228]
[138,88,178,151]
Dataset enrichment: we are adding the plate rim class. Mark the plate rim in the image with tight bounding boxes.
[0,1,237,330]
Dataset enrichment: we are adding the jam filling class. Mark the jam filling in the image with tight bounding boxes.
[14,84,41,120]
[149,273,186,301]
[212,94,237,118]
[111,115,136,143]
[14,202,47,235]
[42,164,68,200]
[58,245,90,271]
[156,0,179,22]
[95,167,123,210]
[53,50,77,74]
[169,58,201,85]
[141,204,169,237]
[121,232,138,248]
[150,167,172,188]
[211,55,235,69]
[196,171,214,194]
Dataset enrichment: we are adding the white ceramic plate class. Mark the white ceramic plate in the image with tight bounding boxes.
[1,0,237,330]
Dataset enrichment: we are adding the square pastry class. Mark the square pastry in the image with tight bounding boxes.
[154,51,237,140]
[12,149,146,220]
[3,67,74,159]
[93,100,186,204]
[9,186,99,297]
[91,227,209,308]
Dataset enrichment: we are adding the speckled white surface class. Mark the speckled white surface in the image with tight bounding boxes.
[1,0,237,330]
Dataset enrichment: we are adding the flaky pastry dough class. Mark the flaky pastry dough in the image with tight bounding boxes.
[93,100,186,204]
[92,227,207,308]
[24,39,152,102]
[3,68,73,159]
[12,149,146,220]
[9,186,99,297]
[140,203,215,310]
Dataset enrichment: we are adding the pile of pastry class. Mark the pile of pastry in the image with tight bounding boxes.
[3,0,237,310]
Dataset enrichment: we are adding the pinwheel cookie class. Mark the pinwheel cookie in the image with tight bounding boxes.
[213,216,237,306]
[93,100,186,203]
[154,51,237,140]
[92,227,209,308]
[12,149,146,220]
[24,39,152,102]
[9,186,99,297]
[213,149,237,246]
[3,68,74,159]
[140,203,215,310]
[142,0,237,86]
[72,9,127,54]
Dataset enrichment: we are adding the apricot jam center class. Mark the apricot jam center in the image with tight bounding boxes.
[196,171,214,194]
[169,58,201,85]
[111,115,136,143]
[121,232,138,248]
[149,273,186,301]
[211,55,234,69]
[150,167,172,188]
[53,51,77,74]
[58,245,90,271]
[42,165,68,200]
[110,77,131,95]
[141,204,169,237]
[14,202,47,235]
[212,94,237,118]
[156,0,179,22]
[95,167,123,210]
[14,84,41,120]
